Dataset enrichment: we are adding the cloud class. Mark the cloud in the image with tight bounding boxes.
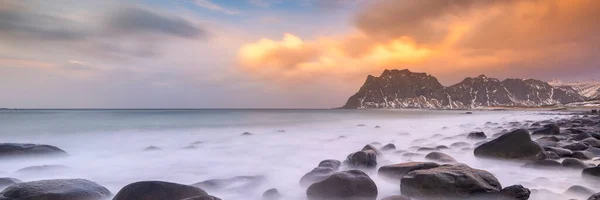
[238,0,600,84]
[106,7,206,39]
[193,0,240,15]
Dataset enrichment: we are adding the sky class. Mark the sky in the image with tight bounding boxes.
[1,0,599,108]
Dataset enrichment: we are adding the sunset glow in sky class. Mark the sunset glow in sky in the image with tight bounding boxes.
[1,0,599,108]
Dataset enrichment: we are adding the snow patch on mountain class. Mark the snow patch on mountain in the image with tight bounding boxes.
[549,79,600,99]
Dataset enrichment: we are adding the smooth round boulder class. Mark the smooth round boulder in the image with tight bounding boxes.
[306,170,377,200]
[0,179,110,200]
[582,166,600,181]
[0,143,67,158]
[424,152,457,163]
[345,150,377,168]
[474,129,543,161]
[450,142,470,148]
[572,151,595,160]
[318,159,341,170]
[300,167,336,187]
[262,188,282,200]
[362,144,382,155]
[380,143,396,152]
[562,158,588,169]
[583,138,600,148]
[193,176,265,192]
[522,160,562,169]
[589,193,600,200]
[467,132,487,140]
[377,162,439,183]
[562,142,590,151]
[564,185,595,198]
[543,147,572,157]
[498,185,530,200]
[114,181,207,200]
[532,124,560,135]
[401,164,502,199]
[15,165,70,174]
[380,195,411,200]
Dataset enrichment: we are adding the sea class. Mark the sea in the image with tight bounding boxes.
[0,109,590,199]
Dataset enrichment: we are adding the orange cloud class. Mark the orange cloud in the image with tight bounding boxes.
[238,0,600,84]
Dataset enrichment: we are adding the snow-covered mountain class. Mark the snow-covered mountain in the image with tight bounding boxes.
[549,79,600,99]
[342,69,586,109]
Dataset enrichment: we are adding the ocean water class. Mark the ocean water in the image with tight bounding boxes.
[0,109,591,199]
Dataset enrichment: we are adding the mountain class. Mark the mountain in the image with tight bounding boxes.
[549,80,600,100]
[342,69,586,109]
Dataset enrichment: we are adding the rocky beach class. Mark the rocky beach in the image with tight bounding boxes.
[0,109,599,200]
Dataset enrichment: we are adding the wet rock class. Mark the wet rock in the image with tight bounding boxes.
[532,124,560,135]
[380,144,396,152]
[543,151,560,160]
[401,153,423,160]
[530,189,566,200]
[571,151,595,160]
[583,138,600,148]
[564,185,595,198]
[144,146,161,151]
[318,159,341,170]
[424,152,457,163]
[1,179,110,200]
[114,181,206,200]
[241,132,252,136]
[572,132,593,141]
[586,147,600,156]
[467,132,487,140]
[378,162,439,183]
[582,166,600,181]
[589,193,600,200]
[522,160,562,169]
[345,150,377,168]
[497,185,531,200]
[369,142,382,147]
[562,158,588,169]
[0,143,67,158]
[380,195,411,200]
[306,170,377,200]
[262,188,282,200]
[401,164,502,199]
[362,144,382,155]
[435,145,449,150]
[300,159,341,187]
[563,142,591,151]
[543,146,572,157]
[0,177,20,189]
[474,129,543,161]
[416,147,436,152]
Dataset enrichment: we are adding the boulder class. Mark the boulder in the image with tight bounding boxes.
[467,132,487,140]
[535,136,560,147]
[583,138,600,148]
[530,189,566,200]
[318,159,341,170]
[497,185,530,200]
[571,151,595,160]
[378,162,439,183]
[582,166,600,181]
[589,193,600,200]
[114,181,206,200]
[0,179,110,200]
[572,132,593,141]
[262,188,281,200]
[0,178,20,189]
[562,142,590,151]
[300,167,336,187]
[306,170,377,200]
[474,129,543,161]
[450,142,470,148]
[522,160,562,169]
[543,151,560,160]
[193,175,265,192]
[380,143,396,151]
[401,164,502,199]
[241,132,252,136]
[0,143,67,158]
[532,124,560,135]
[543,147,572,157]
[424,152,457,163]
[144,146,161,151]
[15,165,70,174]
[586,147,600,156]
[362,144,382,155]
[562,158,588,169]
[345,150,377,168]
[564,185,595,198]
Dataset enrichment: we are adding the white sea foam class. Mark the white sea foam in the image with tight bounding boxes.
[0,109,592,199]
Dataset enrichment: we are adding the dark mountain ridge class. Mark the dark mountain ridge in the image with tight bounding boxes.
[342,69,585,109]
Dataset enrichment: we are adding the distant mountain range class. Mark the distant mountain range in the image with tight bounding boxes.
[341,69,589,109]
[549,80,600,100]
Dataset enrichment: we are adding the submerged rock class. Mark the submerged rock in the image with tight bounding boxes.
[144,146,161,151]
[300,160,341,187]
[467,132,487,140]
[380,195,411,200]
[306,170,377,200]
[562,158,588,169]
[380,143,396,151]
[193,175,265,192]
[582,166,600,181]
[424,152,457,163]
[0,177,20,189]
[401,164,502,199]
[522,160,562,169]
[345,150,377,168]
[474,129,543,161]
[262,188,282,200]
[532,124,560,135]
[564,185,595,198]
[114,181,207,200]
[181,195,222,200]
[0,179,110,200]
[0,143,67,158]
[15,165,70,174]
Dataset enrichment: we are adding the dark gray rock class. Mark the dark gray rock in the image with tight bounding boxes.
[362,144,382,155]
[583,138,600,148]
[497,185,530,200]
[571,132,593,141]
[563,142,591,151]
[15,165,70,174]
[380,144,396,151]
[241,132,252,136]
[0,143,67,159]
[300,167,336,187]
[532,124,560,135]
[378,162,439,183]
[572,151,595,160]
[114,181,207,200]
[562,158,588,169]
[0,179,110,200]
[543,146,572,157]
[450,142,470,148]
[589,193,600,200]
[424,152,457,163]
[345,150,377,168]
[318,159,341,170]
[535,136,560,147]
[582,166,600,181]
[474,129,543,161]
[0,178,20,189]
[306,170,377,200]
[564,185,595,198]
[401,164,502,199]
[262,188,281,200]
[467,132,487,140]
[193,176,265,192]
[522,160,562,169]
[181,195,222,200]
[586,147,600,156]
